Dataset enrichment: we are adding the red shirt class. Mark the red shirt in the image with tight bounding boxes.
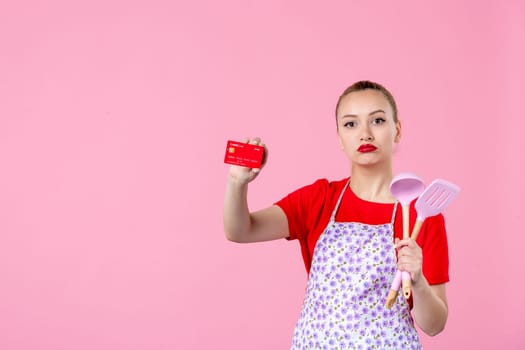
[275,178,449,285]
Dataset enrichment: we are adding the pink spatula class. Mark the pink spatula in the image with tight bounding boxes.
[402,179,460,300]
[410,179,460,241]
[385,173,425,308]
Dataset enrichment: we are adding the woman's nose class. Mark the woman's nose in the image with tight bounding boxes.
[360,128,374,141]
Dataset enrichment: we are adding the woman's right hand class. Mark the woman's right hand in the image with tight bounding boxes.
[228,137,268,185]
[223,137,288,243]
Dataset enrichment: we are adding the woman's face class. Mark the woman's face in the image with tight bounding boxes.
[336,89,401,167]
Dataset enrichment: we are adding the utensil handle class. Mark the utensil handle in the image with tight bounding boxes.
[402,205,410,239]
[411,219,424,241]
[385,289,399,309]
[402,219,425,299]
[385,270,402,308]
[391,269,402,290]
[402,271,412,299]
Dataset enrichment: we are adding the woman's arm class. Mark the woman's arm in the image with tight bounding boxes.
[223,138,289,243]
[223,176,289,242]
[411,280,448,336]
[396,238,448,336]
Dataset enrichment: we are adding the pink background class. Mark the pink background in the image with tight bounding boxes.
[0,0,523,349]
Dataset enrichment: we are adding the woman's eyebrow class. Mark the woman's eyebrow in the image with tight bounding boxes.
[369,109,386,116]
[341,109,386,119]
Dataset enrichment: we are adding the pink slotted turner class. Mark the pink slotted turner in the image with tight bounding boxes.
[385,178,460,308]
[410,179,460,241]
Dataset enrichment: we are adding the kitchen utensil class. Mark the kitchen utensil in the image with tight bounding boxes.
[390,172,425,239]
[401,179,460,299]
[386,178,461,307]
[385,173,425,307]
[411,179,461,241]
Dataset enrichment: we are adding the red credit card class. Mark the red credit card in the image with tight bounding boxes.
[224,140,265,168]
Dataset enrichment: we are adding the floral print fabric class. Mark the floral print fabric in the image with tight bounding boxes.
[290,183,421,349]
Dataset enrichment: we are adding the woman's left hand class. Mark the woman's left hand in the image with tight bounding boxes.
[395,238,423,284]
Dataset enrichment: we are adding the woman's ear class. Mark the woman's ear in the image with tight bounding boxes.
[394,120,402,143]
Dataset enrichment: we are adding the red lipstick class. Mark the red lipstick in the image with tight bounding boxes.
[358,144,377,153]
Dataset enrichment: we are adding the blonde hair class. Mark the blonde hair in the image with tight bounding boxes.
[335,80,398,124]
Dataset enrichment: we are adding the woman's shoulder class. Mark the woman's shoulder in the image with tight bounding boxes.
[296,177,349,196]
[277,177,349,206]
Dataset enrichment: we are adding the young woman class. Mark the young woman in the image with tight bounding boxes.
[223,81,449,349]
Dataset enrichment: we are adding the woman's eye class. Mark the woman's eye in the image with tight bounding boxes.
[372,117,386,125]
[344,121,356,128]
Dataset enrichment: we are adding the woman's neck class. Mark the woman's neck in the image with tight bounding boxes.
[349,163,395,203]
